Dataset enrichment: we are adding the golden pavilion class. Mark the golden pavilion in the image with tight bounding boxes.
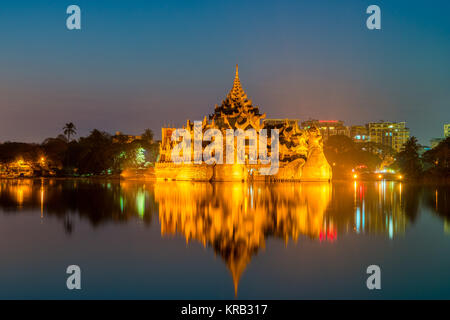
[155,65,332,182]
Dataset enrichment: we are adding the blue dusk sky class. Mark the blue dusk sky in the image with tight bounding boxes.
[0,0,449,144]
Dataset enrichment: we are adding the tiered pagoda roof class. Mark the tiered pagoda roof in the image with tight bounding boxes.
[210,65,262,119]
[210,65,264,130]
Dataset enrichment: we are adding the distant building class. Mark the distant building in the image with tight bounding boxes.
[428,124,449,149]
[113,131,142,143]
[301,120,349,141]
[367,121,410,153]
[263,119,300,128]
[430,138,444,149]
[350,125,369,143]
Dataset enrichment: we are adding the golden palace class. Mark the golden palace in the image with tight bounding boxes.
[155,65,332,182]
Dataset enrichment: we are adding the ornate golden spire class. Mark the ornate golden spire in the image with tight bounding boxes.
[211,64,261,118]
[228,64,248,103]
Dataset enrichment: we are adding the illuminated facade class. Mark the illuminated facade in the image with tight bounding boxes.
[444,123,450,138]
[0,160,34,178]
[301,119,350,141]
[156,66,332,182]
[350,125,369,143]
[368,121,410,153]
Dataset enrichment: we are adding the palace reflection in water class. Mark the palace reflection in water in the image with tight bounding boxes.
[0,178,448,296]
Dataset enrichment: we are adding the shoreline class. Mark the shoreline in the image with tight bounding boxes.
[1,175,449,185]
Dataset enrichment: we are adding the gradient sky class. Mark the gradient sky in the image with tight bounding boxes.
[0,0,449,144]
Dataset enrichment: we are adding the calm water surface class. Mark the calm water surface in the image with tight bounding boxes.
[0,179,449,299]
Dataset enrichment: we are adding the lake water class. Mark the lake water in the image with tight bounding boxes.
[0,178,449,299]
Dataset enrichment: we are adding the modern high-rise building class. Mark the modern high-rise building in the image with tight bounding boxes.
[444,123,450,138]
[367,121,410,153]
[301,120,349,141]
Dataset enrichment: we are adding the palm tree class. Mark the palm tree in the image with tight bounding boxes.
[63,122,77,141]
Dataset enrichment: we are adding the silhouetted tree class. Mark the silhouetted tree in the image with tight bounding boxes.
[75,130,116,174]
[394,136,422,178]
[422,137,450,177]
[324,135,381,178]
[41,136,68,169]
[63,122,77,141]
[141,128,154,145]
[0,142,41,163]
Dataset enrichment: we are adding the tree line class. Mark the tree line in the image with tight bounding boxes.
[0,123,158,176]
[323,135,450,180]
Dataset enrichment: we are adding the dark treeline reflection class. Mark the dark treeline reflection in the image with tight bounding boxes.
[423,185,450,229]
[1,179,449,294]
[0,179,156,233]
